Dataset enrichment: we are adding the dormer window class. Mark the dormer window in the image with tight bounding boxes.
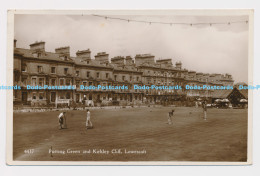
[37,66,43,73]
[37,53,42,58]
[76,71,79,76]
[64,68,68,74]
[51,67,56,74]
[22,64,27,72]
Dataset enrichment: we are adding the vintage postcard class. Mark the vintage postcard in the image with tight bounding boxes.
[6,10,253,165]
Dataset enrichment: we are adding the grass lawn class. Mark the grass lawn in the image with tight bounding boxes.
[13,107,248,161]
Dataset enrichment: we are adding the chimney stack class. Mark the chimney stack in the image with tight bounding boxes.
[14,39,17,48]
[29,41,45,52]
[76,49,91,59]
[175,61,182,69]
[95,52,109,64]
[55,46,70,60]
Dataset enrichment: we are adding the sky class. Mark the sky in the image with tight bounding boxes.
[14,14,249,83]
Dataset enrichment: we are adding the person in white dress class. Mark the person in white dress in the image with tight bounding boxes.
[86,109,93,129]
[58,112,66,129]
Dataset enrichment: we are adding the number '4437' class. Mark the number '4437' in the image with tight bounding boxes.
[24,149,34,154]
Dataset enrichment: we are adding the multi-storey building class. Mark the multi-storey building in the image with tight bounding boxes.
[13,40,234,107]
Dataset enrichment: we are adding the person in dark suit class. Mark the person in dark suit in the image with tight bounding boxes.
[167,109,174,125]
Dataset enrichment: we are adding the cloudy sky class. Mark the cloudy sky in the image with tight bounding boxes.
[14,14,249,83]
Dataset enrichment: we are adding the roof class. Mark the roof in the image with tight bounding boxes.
[135,54,154,58]
[156,59,172,62]
[211,89,233,99]
[15,48,74,62]
[74,58,112,68]
[111,56,125,61]
[29,41,45,46]
[211,88,248,99]
[239,89,248,99]
[110,64,140,73]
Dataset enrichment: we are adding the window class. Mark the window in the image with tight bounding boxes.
[87,61,90,64]
[60,79,64,86]
[76,81,80,88]
[114,75,117,81]
[76,71,79,76]
[106,73,109,78]
[39,78,44,86]
[22,77,27,85]
[51,67,56,74]
[37,53,41,58]
[66,92,71,99]
[32,93,36,100]
[136,77,139,81]
[32,78,36,86]
[86,71,90,78]
[83,82,87,86]
[66,79,70,86]
[89,82,93,86]
[122,76,125,81]
[51,79,56,86]
[130,76,132,81]
[14,72,19,82]
[39,92,44,100]
[64,68,68,74]
[37,66,43,73]
[59,92,65,99]
[89,94,92,100]
[22,64,27,72]
[96,72,100,78]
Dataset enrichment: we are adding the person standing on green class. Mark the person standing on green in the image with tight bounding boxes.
[202,101,207,120]
[58,112,66,129]
[86,109,93,130]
